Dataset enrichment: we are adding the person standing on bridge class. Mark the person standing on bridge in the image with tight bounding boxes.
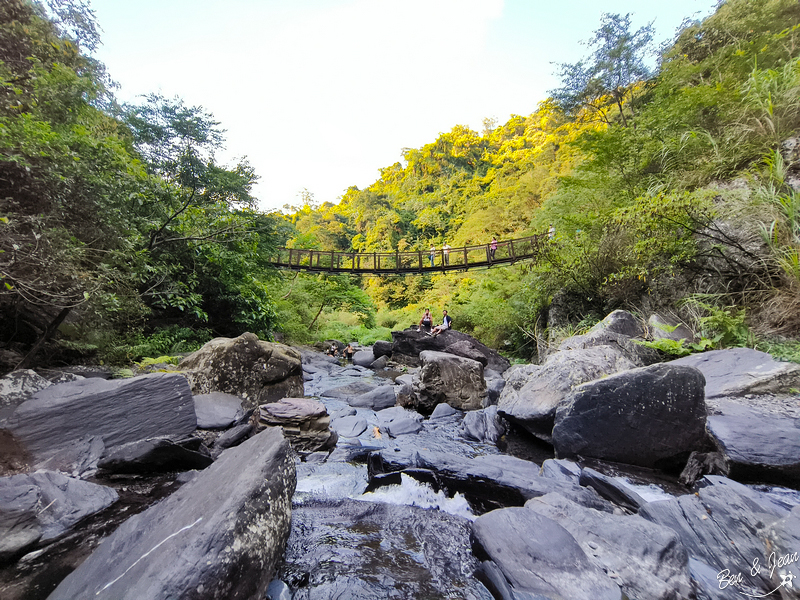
[442,243,451,265]
[429,245,436,267]
[489,237,498,262]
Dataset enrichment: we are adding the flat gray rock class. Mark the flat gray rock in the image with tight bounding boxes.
[472,507,622,600]
[707,401,800,485]
[525,493,692,600]
[48,428,296,600]
[193,392,244,429]
[331,415,368,438]
[0,471,118,560]
[349,384,397,410]
[670,348,800,398]
[6,374,196,471]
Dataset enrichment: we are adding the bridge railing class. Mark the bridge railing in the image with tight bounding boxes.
[271,234,545,272]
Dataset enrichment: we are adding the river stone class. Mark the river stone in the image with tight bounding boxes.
[193,392,244,429]
[349,384,397,410]
[372,340,393,359]
[391,328,511,373]
[670,348,800,398]
[331,415,368,438]
[557,328,660,366]
[277,498,490,599]
[47,427,296,600]
[258,398,337,453]
[430,402,460,419]
[649,313,695,342]
[212,423,254,456]
[552,363,707,469]
[317,380,379,399]
[472,507,622,600]
[352,350,374,367]
[540,458,582,483]
[707,401,800,485]
[179,332,303,410]
[484,369,505,404]
[0,369,52,419]
[638,478,787,595]
[5,373,196,472]
[97,436,213,474]
[497,346,637,442]
[524,493,692,600]
[409,350,487,414]
[443,340,489,366]
[459,406,505,445]
[0,471,118,561]
[369,355,389,370]
[589,309,644,338]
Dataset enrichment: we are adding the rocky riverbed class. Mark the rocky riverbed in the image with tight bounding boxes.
[2,312,800,599]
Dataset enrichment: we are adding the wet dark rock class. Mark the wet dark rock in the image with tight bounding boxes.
[578,467,647,513]
[97,436,213,474]
[211,423,254,455]
[5,374,196,474]
[472,507,622,600]
[193,392,244,429]
[408,351,487,413]
[679,451,729,486]
[258,398,337,453]
[762,504,800,594]
[459,406,506,445]
[706,400,800,485]
[589,309,644,338]
[372,340,393,359]
[391,328,511,373]
[557,328,661,367]
[498,347,636,442]
[371,445,611,513]
[349,384,396,410]
[0,471,118,561]
[179,332,304,410]
[524,493,692,600]
[670,348,800,398]
[552,363,707,469]
[48,428,296,600]
[278,498,491,599]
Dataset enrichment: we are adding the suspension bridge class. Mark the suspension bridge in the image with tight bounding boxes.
[268,234,547,274]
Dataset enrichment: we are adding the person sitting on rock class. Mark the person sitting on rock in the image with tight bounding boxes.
[430,310,452,336]
[327,344,339,357]
[417,308,433,332]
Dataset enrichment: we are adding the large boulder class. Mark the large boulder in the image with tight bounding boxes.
[257,397,337,453]
[0,471,118,561]
[47,427,296,600]
[670,348,800,398]
[589,309,645,338]
[407,351,487,414]
[372,340,393,359]
[557,327,661,366]
[497,346,637,442]
[5,373,196,473]
[472,507,623,600]
[390,328,510,373]
[525,492,692,600]
[552,363,707,469]
[706,401,800,485]
[179,333,304,410]
[648,313,695,342]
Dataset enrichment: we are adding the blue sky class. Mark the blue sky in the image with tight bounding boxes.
[87,0,720,212]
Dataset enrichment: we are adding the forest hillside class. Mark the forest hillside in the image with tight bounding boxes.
[2,0,800,371]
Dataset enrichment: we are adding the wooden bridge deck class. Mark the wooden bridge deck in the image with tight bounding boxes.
[268,235,546,274]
